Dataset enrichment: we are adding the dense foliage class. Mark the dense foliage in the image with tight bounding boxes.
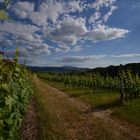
[39,70,140,103]
[0,1,32,138]
[0,57,32,139]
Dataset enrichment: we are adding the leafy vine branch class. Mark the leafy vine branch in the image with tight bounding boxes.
[0,0,11,20]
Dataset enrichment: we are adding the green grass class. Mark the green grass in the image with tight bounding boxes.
[32,76,72,140]
[79,93,121,109]
[41,79,121,109]
[113,99,140,126]
[31,76,53,140]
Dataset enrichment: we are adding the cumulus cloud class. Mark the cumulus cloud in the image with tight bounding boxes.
[46,17,87,45]
[41,43,51,55]
[55,43,70,53]
[88,0,117,24]
[0,0,131,65]
[0,21,51,61]
[68,1,82,12]
[38,1,63,24]
[0,21,39,38]
[12,1,34,18]
[0,21,42,55]
[45,15,128,46]
[9,0,129,48]
[29,12,47,27]
[83,25,129,42]
[89,12,101,24]
[25,42,51,56]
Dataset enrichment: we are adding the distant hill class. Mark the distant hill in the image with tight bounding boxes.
[28,62,140,76]
[87,63,140,77]
[28,66,89,73]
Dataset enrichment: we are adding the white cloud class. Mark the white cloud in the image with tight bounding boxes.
[72,45,83,52]
[103,5,117,22]
[12,1,34,18]
[0,21,50,59]
[55,43,70,53]
[111,54,140,58]
[83,25,129,42]
[46,17,87,45]
[0,21,39,37]
[90,0,116,10]
[39,1,63,24]
[68,1,82,12]
[41,43,51,55]
[0,0,131,66]
[0,26,43,58]
[89,12,101,24]
[25,42,51,56]
[88,0,117,24]
[55,53,140,68]
[9,0,129,48]
[58,55,106,63]
[29,12,47,26]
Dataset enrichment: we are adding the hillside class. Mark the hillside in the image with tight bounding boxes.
[28,63,140,76]
[28,66,89,73]
[87,63,140,77]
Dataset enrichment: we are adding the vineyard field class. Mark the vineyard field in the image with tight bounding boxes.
[1,0,140,139]
[38,71,140,126]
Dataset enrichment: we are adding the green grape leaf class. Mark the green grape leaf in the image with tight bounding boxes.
[0,10,8,20]
[5,95,14,106]
[1,83,10,92]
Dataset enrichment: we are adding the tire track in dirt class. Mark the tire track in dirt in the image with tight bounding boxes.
[21,98,38,140]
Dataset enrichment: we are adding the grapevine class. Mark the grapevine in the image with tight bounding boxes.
[0,49,32,139]
[39,70,140,103]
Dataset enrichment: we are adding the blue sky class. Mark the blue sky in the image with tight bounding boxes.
[0,0,140,68]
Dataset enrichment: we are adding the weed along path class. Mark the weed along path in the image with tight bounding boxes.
[32,76,140,140]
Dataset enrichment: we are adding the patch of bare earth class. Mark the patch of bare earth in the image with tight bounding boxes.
[26,76,140,140]
[21,98,38,140]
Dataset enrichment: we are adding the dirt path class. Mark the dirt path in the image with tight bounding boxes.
[32,76,140,140]
[21,98,38,140]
